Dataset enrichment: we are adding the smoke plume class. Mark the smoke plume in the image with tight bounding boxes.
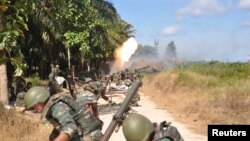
[110,37,138,73]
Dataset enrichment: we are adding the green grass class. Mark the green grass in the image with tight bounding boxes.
[144,61,250,125]
[178,61,250,80]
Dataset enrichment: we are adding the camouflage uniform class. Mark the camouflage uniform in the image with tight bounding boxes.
[124,69,131,79]
[76,91,97,106]
[125,78,141,107]
[131,71,143,106]
[114,72,123,86]
[49,64,56,82]
[15,76,26,94]
[88,81,109,102]
[111,73,118,85]
[41,93,103,141]
[76,91,104,128]
[12,76,26,106]
[15,91,26,107]
[129,86,140,107]
[133,71,143,83]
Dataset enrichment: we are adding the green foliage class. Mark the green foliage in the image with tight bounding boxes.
[0,0,32,77]
[64,32,89,49]
[1,0,134,78]
[180,61,250,79]
[26,73,41,86]
[0,29,19,50]
[176,61,250,87]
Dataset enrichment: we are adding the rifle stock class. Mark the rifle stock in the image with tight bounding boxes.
[100,80,141,141]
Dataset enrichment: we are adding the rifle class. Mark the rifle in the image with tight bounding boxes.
[67,75,77,99]
[100,80,141,141]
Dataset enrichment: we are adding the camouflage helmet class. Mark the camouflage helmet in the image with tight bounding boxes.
[122,113,154,141]
[24,86,50,109]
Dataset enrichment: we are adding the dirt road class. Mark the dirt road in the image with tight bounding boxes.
[99,92,207,141]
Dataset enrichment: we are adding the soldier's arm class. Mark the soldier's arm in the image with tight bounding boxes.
[83,84,95,92]
[51,102,78,140]
[88,87,95,92]
[89,82,100,93]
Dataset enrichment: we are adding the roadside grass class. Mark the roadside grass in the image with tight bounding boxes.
[0,104,51,141]
[0,73,52,140]
[141,62,250,134]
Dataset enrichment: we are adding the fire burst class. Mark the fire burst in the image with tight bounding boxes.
[111,37,138,73]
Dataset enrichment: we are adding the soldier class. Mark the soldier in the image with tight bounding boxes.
[24,86,103,141]
[84,78,113,105]
[13,76,26,106]
[68,65,79,89]
[113,71,122,86]
[122,113,184,141]
[55,64,60,76]
[133,70,143,83]
[24,82,32,92]
[76,91,104,127]
[15,82,33,107]
[15,91,26,107]
[123,69,128,79]
[49,64,56,82]
[48,64,64,96]
[14,76,26,95]
[123,75,141,107]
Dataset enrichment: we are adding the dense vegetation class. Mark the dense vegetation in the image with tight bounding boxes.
[1,0,134,77]
[0,0,134,102]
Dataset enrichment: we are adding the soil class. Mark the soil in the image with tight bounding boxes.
[140,82,208,136]
[99,91,207,141]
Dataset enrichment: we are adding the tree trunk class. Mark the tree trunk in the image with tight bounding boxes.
[0,15,8,104]
[0,62,9,104]
[67,47,71,69]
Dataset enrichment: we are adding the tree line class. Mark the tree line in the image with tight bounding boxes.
[0,0,134,102]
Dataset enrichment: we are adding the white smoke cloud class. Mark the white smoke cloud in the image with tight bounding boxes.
[238,0,250,9]
[177,0,230,18]
[111,37,138,73]
[163,25,180,35]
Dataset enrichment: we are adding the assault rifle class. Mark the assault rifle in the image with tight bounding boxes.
[100,80,141,141]
[67,75,77,99]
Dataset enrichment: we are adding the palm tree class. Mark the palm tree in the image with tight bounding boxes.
[0,0,31,103]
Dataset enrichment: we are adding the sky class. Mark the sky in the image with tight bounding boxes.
[111,0,250,62]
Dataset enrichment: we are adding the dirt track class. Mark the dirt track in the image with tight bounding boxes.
[99,92,207,141]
